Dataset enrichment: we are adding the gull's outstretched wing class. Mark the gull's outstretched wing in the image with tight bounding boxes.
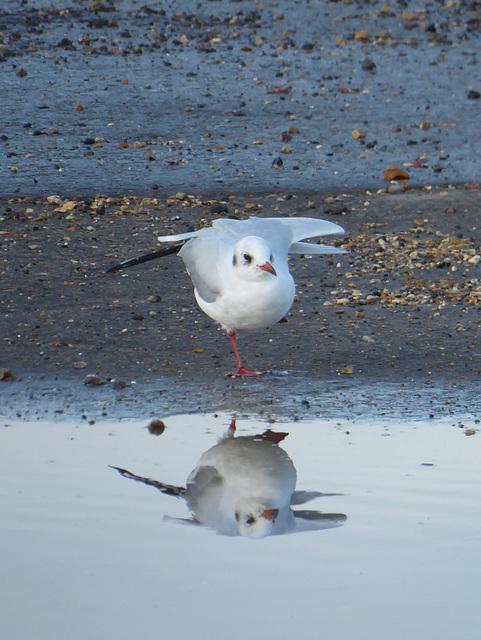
[109,216,346,274]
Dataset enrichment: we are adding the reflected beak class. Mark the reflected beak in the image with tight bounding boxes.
[261,508,279,521]
[258,261,277,276]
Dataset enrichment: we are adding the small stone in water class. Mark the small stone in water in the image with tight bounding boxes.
[148,419,166,435]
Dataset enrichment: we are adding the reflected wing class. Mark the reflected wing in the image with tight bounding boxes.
[185,465,224,513]
[163,515,202,526]
[291,510,347,532]
[290,490,346,505]
[109,466,185,498]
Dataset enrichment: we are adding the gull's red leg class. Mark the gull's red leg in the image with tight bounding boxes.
[227,330,265,378]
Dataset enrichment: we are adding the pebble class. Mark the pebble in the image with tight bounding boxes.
[352,129,367,140]
[0,45,13,57]
[361,58,376,71]
[387,184,405,194]
[340,364,354,374]
[323,202,347,215]
[148,419,166,435]
[383,166,410,180]
[210,201,228,214]
[84,374,104,386]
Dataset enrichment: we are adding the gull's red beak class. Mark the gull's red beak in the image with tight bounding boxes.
[261,508,279,521]
[258,261,277,276]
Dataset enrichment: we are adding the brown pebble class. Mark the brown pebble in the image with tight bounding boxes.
[148,419,166,435]
[383,165,410,180]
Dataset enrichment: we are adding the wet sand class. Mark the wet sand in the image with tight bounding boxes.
[2,0,481,196]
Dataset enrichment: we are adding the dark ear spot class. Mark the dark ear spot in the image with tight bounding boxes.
[232,253,237,267]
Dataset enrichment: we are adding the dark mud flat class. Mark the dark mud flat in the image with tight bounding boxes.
[1,186,480,421]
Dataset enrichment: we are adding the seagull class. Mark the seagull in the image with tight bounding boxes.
[108,216,346,376]
[110,420,347,538]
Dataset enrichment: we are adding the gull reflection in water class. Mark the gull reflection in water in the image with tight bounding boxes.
[111,420,347,538]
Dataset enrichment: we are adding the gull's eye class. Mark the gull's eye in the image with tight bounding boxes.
[242,253,252,264]
[245,516,256,526]
[270,254,274,262]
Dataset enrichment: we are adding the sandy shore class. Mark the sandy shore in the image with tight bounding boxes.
[1,186,480,421]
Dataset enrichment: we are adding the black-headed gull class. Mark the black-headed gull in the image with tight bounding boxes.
[108,216,346,376]
[110,420,347,538]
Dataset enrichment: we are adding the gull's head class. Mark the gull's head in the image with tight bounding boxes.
[234,501,279,538]
[232,236,277,280]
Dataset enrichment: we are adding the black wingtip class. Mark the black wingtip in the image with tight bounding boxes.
[106,264,124,274]
[106,243,184,274]
[108,465,129,475]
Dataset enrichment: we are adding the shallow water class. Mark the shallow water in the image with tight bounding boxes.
[1,413,480,639]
